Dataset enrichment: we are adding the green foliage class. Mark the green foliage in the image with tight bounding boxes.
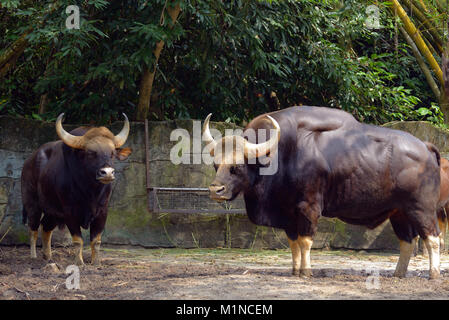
[0,0,443,125]
[0,0,181,123]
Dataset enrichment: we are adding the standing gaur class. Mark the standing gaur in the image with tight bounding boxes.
[433,157,449,251]
[21,114,132,265]
[203,106,442,279]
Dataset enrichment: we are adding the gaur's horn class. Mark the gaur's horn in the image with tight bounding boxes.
[55,113,85,149]
[114,113,130,148]
[203,113,217,149]
[244,115,280,159]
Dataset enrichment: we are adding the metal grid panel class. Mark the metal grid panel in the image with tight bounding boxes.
[144,120,246,215]
[148,187,246,214]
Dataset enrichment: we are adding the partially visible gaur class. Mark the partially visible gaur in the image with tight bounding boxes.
[421,158,449,255]
[203,106,442,279]
[436,158,449,250]
[21,114,132,265]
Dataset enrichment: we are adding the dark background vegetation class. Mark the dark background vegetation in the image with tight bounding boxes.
[0,0,447,125]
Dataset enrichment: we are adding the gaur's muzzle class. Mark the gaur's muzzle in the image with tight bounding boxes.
[209,183,229,202]
[97,167,115,184]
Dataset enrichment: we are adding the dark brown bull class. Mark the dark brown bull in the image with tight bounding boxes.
[204,106,442,279]
[21,114,132,265]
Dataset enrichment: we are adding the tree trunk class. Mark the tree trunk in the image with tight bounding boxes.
[38,94,49,114]
[136,2,181,121]
[0,29,31,78]
[0,4,58,79]
[136,40,165,120]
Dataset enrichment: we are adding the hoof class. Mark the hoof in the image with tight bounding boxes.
[292,269,300,276]
[91,259,101,266]
[300,269,312,278]
[393,271,406,278]
[43,253,52,261]
[429,268,440,280]
[74,258,85,266]
[42,263,60,274]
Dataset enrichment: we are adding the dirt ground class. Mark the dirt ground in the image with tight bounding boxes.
[1,245,449,300]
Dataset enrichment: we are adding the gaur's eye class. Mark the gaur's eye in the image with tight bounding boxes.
[230,166,237,175]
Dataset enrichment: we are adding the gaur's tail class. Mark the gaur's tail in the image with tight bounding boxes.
[425,141,441,167]
[22,207,27,225]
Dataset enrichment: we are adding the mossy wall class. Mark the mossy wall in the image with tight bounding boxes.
[1,116,448,251]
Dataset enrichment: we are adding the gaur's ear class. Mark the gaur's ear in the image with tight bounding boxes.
[116,147,132,161]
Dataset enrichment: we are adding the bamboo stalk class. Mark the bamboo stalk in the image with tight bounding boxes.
[421,31,441,56]
[391,0,443,86]
[403,0,443,49]
[400,26,440,99]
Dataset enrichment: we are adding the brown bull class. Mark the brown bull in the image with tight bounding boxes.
[21,114,132,265]
[204,106,442,279]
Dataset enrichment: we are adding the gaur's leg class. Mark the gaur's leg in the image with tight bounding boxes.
[390,210,418,278]
[30,229,38,259]
[42,230,53,260]
[298,236,313,277]
[27,209,42,259]
[437,208,447,252]
[71,235,84,266]
[287,236,301,276]
[41,214,57,261]
[67,222,84,265]
[422,237,428,257]
[90,234,102,265]
[403,207,441,279]
[295,203,319,278]
[89,210,107,265]
[424,235,440,279]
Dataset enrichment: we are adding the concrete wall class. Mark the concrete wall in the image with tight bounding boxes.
[1,116,448,250]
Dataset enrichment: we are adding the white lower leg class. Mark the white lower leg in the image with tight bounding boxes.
[438,219,446,252]
[72,235,84,265]
[42,230,53,260]
[424,235,440,279]
[288,238,301,276]
[30,230,38,258]
[298,236,313,277]
[394,238,416,278]
[90,234,102,265]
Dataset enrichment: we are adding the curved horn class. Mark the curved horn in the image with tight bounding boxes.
[244,115,280,159]
[114,113,130,148]
[202,113,217,148]
[55,113,85,149]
